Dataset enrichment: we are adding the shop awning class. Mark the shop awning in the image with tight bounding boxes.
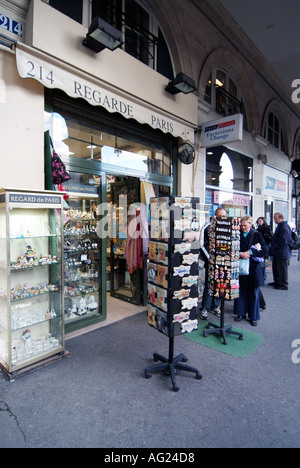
[16,43,195,143]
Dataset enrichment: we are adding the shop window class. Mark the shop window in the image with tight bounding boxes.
[204,68,248,130]
[46,112,172,178]
[48,0,83,24]
[263,112,286,153]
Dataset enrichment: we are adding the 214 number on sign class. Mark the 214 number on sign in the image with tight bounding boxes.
[0,14,23,37]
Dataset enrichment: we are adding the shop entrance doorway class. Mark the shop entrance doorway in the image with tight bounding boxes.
[265,200,274,231]
[107,176,145,306]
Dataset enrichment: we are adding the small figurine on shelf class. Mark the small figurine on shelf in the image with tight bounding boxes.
[24,246,36,262]
[87,295,98,312]
[22,329,32,355]
[77,297,87,316]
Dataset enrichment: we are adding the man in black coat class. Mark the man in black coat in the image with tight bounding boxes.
[269,212,292,290]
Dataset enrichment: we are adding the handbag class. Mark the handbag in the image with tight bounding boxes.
[239,258,250,276]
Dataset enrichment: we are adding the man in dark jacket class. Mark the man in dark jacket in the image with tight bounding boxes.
[269,213,292,290]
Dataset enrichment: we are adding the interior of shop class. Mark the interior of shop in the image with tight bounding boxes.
[48,110,173,332]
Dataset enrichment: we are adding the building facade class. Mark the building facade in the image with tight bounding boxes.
[1,0,299,333]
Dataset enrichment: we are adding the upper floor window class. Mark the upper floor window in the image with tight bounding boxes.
[204,68,248,130]
[263,112,286,152]
[48,0,174,79]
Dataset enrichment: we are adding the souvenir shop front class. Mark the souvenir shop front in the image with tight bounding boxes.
[205,145,253,218]
[45,90,181,334]
[7,1,198,336]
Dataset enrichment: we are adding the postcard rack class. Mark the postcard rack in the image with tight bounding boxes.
[145,196,202,391]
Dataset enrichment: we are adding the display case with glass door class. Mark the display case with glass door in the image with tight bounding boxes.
[0,189,65,377]
[63,180,103,333]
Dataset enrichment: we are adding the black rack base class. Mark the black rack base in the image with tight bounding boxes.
[145,338,202,392]
[203,301,244,345]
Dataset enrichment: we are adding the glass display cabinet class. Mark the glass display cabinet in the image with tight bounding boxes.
[0,189,65,377]
[63,190,102,333]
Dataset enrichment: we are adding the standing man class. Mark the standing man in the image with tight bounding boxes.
[269,212,292,290]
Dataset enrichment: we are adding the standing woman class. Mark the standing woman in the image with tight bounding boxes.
[234,216,268,326]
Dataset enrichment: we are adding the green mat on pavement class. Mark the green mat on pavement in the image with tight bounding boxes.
[185,321,264,358]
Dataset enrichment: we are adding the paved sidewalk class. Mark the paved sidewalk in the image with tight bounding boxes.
[0,258,299,448]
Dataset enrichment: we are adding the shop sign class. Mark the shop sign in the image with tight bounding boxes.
[201,114,243,148]
[16,45,195,143]
[213,191,251,207]
[62,182,98,195]
[8,192,62,208]
[263,166,289,200]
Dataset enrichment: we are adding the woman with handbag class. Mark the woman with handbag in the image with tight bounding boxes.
[234,216,268,326]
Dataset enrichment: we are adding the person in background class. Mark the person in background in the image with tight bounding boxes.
[256,216,273,309]
[234,216,268,326]
[200,207,227,321]
[269,212,292,290]
[256,217,273,251]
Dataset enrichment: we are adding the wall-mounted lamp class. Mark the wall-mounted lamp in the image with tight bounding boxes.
[165,73,197,95]
[292,159,300,178]
[83,17,123,53]
[258,153,268,164]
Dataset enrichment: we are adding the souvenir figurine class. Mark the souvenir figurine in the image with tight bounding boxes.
[77,297,87,316]
[22,329,32,352]
[87,295,98,311]
[24,246,36,262]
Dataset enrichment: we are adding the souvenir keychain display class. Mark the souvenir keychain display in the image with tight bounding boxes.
[204,216,244,345]
[145,196,202,392]
[207,216,240,301]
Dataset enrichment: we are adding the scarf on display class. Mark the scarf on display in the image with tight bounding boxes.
[125,204,149,274]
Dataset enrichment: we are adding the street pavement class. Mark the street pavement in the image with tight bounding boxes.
[0,257,299,448]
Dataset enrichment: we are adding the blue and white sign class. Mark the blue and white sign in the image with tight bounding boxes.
[201,114,243,148]
[0,14,23,37]
[9,193,62,207]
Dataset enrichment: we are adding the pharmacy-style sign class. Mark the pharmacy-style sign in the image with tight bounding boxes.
[201,113,243,148]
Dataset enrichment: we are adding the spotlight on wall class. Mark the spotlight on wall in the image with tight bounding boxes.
[291,159,300,178]
[165,73,197,95]
[83,17,123,53]
[258,153,268,164]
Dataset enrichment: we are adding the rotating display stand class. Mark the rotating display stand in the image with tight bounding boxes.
[203,216,243,345]
[204,300,243,345]
[145,196,202,391]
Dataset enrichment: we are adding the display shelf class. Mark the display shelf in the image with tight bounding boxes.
[0,189,66,377]
[63,202,101,328]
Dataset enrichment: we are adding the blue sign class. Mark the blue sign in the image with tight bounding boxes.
[0,14,23,37]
